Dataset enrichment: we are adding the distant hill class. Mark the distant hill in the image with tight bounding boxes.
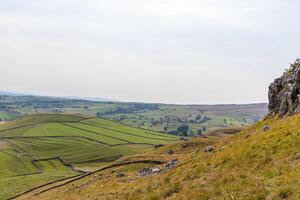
[0,91,115,102]
[0,91,27,96]
[62,96,116,102]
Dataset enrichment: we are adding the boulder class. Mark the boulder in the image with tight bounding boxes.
[263,125,271,131]
[139,168,163,177]
[179,137,188,141]
[116,172,125,178]
[204,146,214,153]
[165,159,178,169]
[181,143,188,148]
[269,59,300,117]
[152,168,161,173]
[139,168,153,177]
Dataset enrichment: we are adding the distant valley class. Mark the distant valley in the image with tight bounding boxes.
[0,94,267,136]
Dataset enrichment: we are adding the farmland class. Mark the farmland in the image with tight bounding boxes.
[0,114,176,199]
[0,95,268,135]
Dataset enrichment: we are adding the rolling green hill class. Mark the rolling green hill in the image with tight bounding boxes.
[17,113,300,200]
[0,114,177,199]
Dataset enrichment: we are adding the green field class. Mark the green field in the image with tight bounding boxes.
[102,103,268,134]
[0,114,177,199]
[0,95,267,135]
[0,111,18,121]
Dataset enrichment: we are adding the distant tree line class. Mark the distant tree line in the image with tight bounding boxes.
[97,104,159,116]
[0,105,21,115]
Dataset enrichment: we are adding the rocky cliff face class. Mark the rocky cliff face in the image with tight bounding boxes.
[269,59,300,117]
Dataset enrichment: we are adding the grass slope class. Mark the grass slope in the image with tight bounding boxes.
[0,114,176,199]
[0,114,87,131]
[22,114,300,200]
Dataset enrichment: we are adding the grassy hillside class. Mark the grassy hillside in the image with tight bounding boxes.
[20,114,300,200]
[0,114,176,199]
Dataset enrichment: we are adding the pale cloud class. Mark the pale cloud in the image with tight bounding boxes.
[0,0,299,104]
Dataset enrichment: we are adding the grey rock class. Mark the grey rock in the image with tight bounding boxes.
[179,137,188,141]
[165,159,178,169]
[116,172,125,178]
[204,146,214,153]
[269,59,300,117]
[152,168,161,173]
[139,168,163,177]
[154,144,164,148]
[181,143,188,148]
[139,168,153,177]
[263,125,270,131]
[138,159,179,177]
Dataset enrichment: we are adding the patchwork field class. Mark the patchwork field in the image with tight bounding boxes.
[0,95,267,135]
[103,103,268,134]
[0,114,177,199]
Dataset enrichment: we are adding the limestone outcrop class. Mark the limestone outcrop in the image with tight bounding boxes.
[269,59,300,116]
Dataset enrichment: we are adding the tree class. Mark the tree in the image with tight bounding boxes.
[224,119,227,124]
[181,131,188,137]
[177,124,189,132]
[177,124,189,136]
[195,115,202,120]
[197,129,203,135]
[163,126,168,132]
[96,112,102,116]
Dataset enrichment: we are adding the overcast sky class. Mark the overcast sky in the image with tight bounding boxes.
[1,0,300,104]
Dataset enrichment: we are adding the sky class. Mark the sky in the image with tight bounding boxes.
[1,0,300,104]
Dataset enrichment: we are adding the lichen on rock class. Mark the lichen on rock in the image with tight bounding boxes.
[269,59,300,117]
